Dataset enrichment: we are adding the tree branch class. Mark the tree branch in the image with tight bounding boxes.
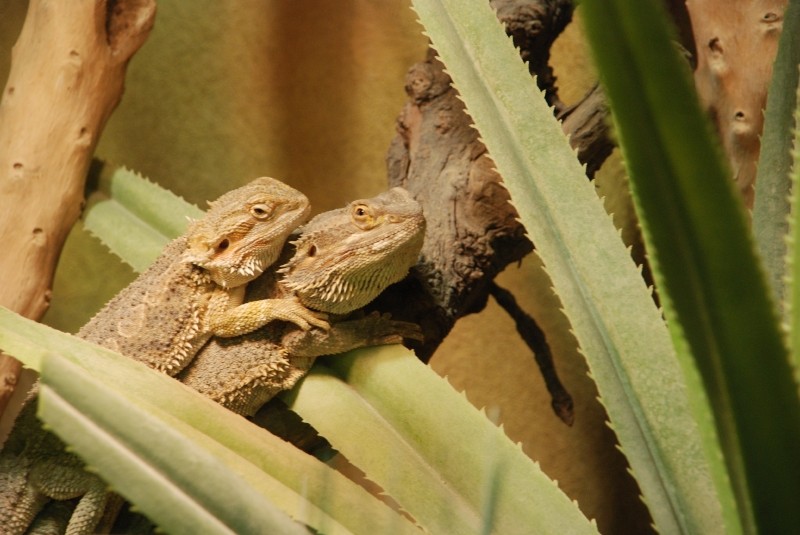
[0,0,156,417]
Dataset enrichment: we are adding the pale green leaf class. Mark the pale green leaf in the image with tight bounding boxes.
[753,0,800,307]
[580,1,800,533]
[39,355,307,535]
[0,307,423,535]
[83,163,203,271]
[787,78,800,385]
[285,346,598,535]
[411,1,729,533]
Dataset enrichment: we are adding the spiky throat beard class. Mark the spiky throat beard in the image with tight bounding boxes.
[208,244,278,288]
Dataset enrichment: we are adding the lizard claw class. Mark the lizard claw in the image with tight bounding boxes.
[301,310,330,331]
[364,311,423,342]
[387,320,423,342]
[277,299,329,331]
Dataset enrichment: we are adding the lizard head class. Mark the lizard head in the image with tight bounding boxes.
[279,187,426,314]
[183,177,311,288]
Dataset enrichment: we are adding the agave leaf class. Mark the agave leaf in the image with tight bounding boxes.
[787,80,800,385]
[73,168,588,532]
[411,1,728,533]
[580,1,800,533]
[38,355,308,535]
[83,163,203,271]
[284,346,598,535]
[0,307,423,535]
[752,0,800,307]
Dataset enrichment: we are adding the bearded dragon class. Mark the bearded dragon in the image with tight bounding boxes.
[179,186,426,416]
[0,177,327,535]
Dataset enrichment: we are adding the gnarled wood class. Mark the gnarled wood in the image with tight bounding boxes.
[376,0,611,361]
[0,0,156,417]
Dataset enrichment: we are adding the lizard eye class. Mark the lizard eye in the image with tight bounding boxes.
[352,204,371,223]
[250,204,272,219]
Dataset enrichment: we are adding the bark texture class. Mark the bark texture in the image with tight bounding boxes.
[373,0,612,361]
[379,48,534,359]
[687,0,787,207]
[495,0,614,177]
[0,0,156,416]
[492,0,573,112]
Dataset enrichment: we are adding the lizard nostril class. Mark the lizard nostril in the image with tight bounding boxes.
[216,239,230,252]
[307,244,317,257]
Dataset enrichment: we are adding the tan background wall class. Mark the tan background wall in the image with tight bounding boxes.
[0,2,650,532]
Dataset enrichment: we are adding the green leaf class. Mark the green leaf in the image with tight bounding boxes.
[580,1,800,533]
[83,163,203,271]
[787,79,800,387]
[72,167,587,532]
[411,1,728,533]
[38,355,308,535]
[0,307,423,535]
[752,0,800,307]
[284,346,598,535]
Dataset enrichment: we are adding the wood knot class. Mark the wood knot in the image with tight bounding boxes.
[435,109,454,134]
[2,370,18,389]
[708,37,723,54]
[731,110,756,139]
[405,59,450,103]
[66,49,83,68]
[707,37,728,75]
[11,162,24,180]
[406,63,435,100]
[761,11,783,35]
[31,227,47,247]
[77,126,91,147]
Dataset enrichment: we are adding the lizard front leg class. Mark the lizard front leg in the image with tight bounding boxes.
[206,288,329,336]
[282,312,422,357]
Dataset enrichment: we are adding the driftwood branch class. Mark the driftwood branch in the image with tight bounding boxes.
[491,0,574,112]
[495,0,613,178]
[0,0,156,416]
[558,83,613,178]
[370,0,611,422]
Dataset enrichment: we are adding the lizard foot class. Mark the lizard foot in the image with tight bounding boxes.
[212,297,329,336]
[271,298,330,331]
[384,320,424,343]
[364,312,423,343]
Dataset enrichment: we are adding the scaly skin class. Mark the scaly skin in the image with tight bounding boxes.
[180,186,426,416]
[0,177,327,535]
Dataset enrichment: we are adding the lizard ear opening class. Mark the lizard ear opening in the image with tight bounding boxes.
[215,238,230,253]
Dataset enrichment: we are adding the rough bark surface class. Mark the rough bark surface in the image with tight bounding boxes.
[373,0,612,361]
[378,48,534,359]
[495,0,613,177]
[0,0,156,416]
[492,0,573,112]
[687,0,787,207]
